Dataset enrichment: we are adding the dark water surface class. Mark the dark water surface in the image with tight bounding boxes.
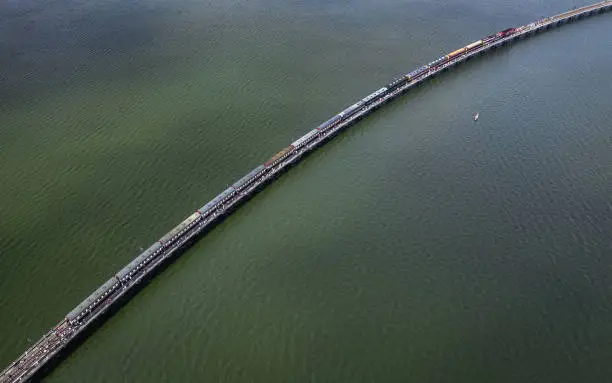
[1,0,611,381]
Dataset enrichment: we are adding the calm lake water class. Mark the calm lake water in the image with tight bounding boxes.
[1,0,611,381]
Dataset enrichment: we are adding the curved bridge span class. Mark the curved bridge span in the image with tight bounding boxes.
[2,2,611,381]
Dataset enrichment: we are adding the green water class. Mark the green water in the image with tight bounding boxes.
[1,1,611,381]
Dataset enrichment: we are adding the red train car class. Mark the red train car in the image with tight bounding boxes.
[497,28,517,37]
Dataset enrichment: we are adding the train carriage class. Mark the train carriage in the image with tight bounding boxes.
[315,115,342,132]
[339,101,363,118]
[158,212,201,246]
[361,87,388,104]
[116,242,162,281]
[387,76,408,90]
[465,40,484,51]
[198,187,235,215]
[407,69,423,79]
[233,165,265,191]
[428,56,448,68]
[291,129,319,148]
[265,146,294,167]
[447,47,466,59]
[497,27,517,37]
[66,277,120,323]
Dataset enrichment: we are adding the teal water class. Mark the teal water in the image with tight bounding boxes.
[1,1,611,381]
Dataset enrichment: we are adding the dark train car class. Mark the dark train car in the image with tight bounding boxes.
[387,76,408,91]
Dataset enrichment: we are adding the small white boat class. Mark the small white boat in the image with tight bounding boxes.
[473,112,479,121]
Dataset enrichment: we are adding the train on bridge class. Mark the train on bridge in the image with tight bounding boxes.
[62,23,532,334]
[59,23,551,333]
[2,1,611,381]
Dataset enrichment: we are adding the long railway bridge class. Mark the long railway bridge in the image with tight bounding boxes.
[2,1,611,381]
